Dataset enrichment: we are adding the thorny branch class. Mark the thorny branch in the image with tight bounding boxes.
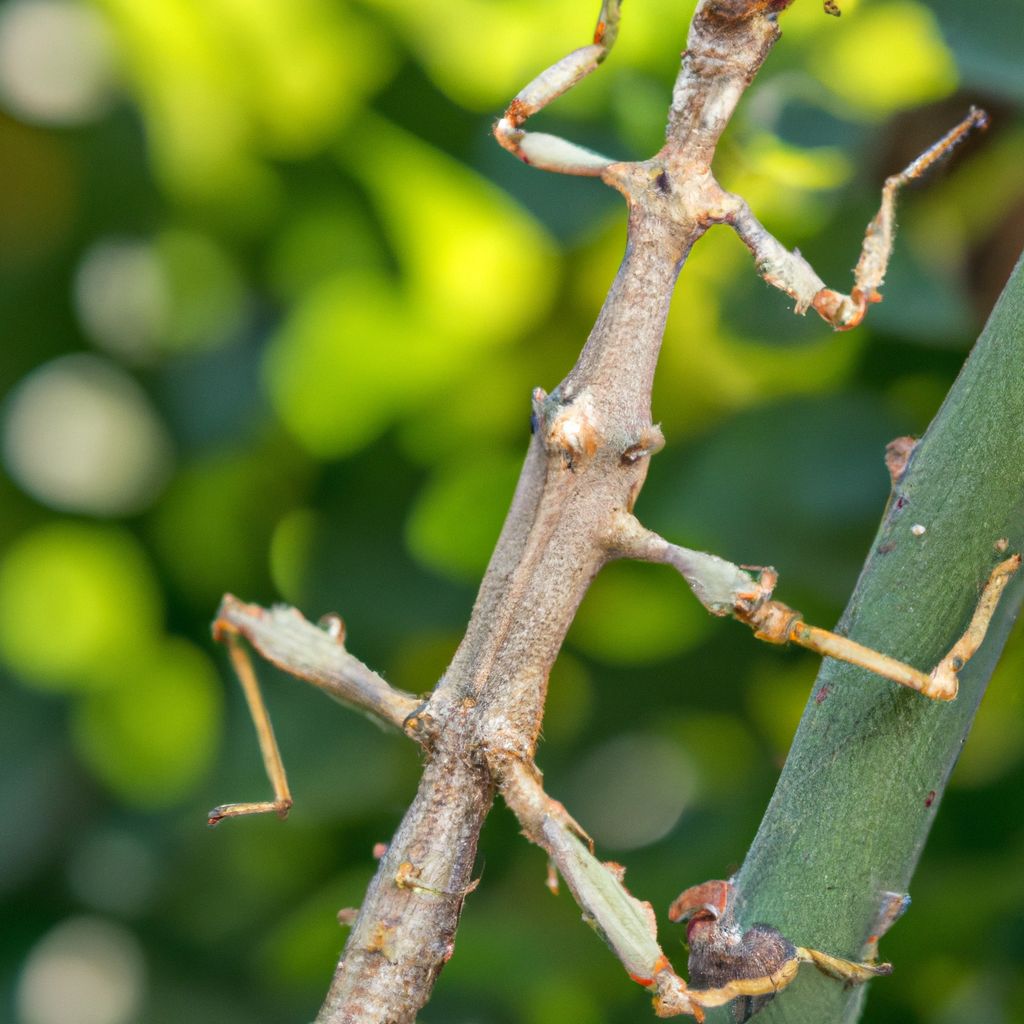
[209,2,1012,1022]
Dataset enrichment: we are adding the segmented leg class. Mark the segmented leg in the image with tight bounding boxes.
[207,628,293,826]
[609,513,1021,703]
[812,107,989,329]
[744,554,1021,701]
[493,0,621,175]
[670,879,891,1016]
[729,108,989,330]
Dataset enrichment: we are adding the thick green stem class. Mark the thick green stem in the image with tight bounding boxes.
[722,250,1024,1024]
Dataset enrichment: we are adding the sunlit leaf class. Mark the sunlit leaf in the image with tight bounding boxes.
[269,506,320,604]
[267,198,386,302]
[271,113,559,459]
[157,229,246,351]
[264,270,444,458]
[357,0,598,111]
[95,0,394,207]
[149,443,309,607]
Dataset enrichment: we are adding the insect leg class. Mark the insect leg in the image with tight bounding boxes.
[748,554,1021,701]
[207,630,293,826]
[494,0,621,175]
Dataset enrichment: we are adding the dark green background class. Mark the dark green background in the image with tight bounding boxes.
[1,1,1022,1022]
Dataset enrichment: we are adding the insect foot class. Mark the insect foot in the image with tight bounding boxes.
[669,879,890,1022]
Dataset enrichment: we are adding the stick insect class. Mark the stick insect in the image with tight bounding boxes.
[209,1,1020,1018]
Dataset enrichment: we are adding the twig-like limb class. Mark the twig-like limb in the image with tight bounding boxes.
[499,758,891,1019]
[608,513,1021,701]
[208,634,294,825]
[745,554,1021,701]
[729,108,989,329]
[495,755,701,1020]
[214,595,424,735]
[603,511,763,616]
[925,553,1022,697]
[493,0,620,174]
[209,598,427,824]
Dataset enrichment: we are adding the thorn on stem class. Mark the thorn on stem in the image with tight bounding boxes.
[884,436,917,486]
[319,612,347,644]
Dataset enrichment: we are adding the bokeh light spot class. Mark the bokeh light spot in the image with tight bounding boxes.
[75,232,246,360]
[0,0,117,126]
[74,240,169,361]
[66,830,158,917]
[810,3,957,116]
[564,732,696,851]
[149,444,307,608]
[569,561,710,665]
[264,271,429,458]
[157,229,246,352]
[0,521,163,691]
[2,354,175,516]
[405,453,523,582]
[349,116,558,351]
[16,917,145,1024]
[269,507,320,603]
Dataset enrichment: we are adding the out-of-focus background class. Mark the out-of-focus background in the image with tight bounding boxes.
[1,0,1022,1021]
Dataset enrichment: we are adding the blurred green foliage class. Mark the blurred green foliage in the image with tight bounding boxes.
[1,1,1022,1022]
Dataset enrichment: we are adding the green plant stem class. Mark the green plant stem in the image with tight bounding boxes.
[721,250,1024,1024]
